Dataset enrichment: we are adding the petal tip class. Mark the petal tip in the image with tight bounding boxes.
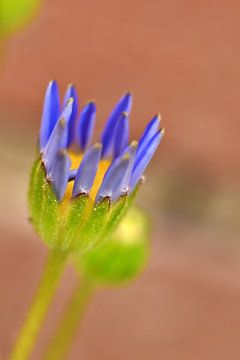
[130,140,138,148]
[160,127,165,137]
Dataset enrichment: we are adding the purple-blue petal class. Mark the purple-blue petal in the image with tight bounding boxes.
[77,101,96,151]
[39,80,60,150]
[136,114,160,163]
[113,112,129,159]
[101,93,132,158]
[42,99,73,174]
[119,141,137,192]
[72,143,102,196]
[62,84,79,147]
[95,149,134,204]
[48,150,71,202]
[129,129,164,190]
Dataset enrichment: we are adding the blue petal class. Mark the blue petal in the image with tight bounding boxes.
[42,99,73,174]
[129,129,164,190]
[62,84,79,147]
[77,101,96,150]
[119,141,137,192]
[39,80,60,150]
[95,146,135,204]
[113,112,129,159]
[136,113,160,163]
[72,143,102,196]
[48,150,71,202]
[101,93,132,157]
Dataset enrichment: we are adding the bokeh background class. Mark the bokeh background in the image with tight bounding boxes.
[1,0,240,359]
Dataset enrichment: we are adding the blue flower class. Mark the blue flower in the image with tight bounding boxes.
[40,80,164,203]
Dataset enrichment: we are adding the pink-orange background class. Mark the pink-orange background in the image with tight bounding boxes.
[1,1,240,359]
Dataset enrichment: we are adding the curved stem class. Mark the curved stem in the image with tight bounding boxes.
[9,248,68,360]
[43,277,94,360]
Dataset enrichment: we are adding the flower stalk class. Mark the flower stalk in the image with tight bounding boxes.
[43,206,149,359]
[43,277,94,360]
[10,249,68,360]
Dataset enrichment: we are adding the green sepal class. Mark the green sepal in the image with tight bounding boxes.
[28,157,44,233]
[102,195,127,238]
[74,207,149,286]
[28,157,59,247]
[40,178,59,246]
[59,194,89,250]
[71,197,111,252]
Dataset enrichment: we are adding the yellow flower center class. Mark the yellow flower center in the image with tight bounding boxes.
[64,151,111,202]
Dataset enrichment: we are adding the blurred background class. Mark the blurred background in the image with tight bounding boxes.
[1,0,240,359]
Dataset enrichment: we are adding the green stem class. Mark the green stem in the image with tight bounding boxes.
[43,277,94,360]
[9,248,68,360]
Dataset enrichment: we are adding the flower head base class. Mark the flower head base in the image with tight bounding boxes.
[28,81,164,252]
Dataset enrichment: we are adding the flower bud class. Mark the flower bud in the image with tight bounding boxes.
[28,157,139,251]
[28,81,163,253]
[74,207,149,286]
[1,0,41,36]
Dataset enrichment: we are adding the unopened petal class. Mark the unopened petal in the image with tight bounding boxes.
[101,93,132,157]
[136,114,161,164]
[73,143,102,196]
[63,84,79,147]
[43,99,73,174]
[77,101,96,150]
[39,80,60,150]
[113,112,129,159]
[96,152,131,204]
[49,150,71,201]
[129,129,164,190]
[120,141,137,192]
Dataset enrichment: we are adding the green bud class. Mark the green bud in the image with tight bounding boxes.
[74,207,150,286]
[28,158,140,253]
[0,0,41,36]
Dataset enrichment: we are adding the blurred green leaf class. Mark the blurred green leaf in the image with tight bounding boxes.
[0,0,41,35]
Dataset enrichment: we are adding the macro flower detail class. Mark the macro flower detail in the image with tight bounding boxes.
[28,80,164,251]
